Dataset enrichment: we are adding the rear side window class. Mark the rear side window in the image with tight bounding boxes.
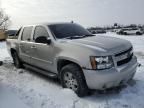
[33,26,49,40]
[21,26,33,41]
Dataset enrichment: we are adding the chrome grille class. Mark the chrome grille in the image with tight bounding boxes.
[115,47,133,66]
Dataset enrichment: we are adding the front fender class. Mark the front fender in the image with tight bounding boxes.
[53,54,90,73]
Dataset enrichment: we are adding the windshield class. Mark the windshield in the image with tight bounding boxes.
[48,23,92,39]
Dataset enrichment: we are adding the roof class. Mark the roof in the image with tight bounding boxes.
[22,22,75,27]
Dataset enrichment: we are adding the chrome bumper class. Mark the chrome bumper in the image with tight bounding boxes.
[83,56,138,90]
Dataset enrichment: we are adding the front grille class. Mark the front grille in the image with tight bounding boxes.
[117,53,133,66]
[115,47,133,66]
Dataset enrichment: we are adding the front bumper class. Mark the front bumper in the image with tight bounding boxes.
[83,56,138,90]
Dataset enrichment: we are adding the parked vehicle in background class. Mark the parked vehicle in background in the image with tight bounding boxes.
[6,30,17,36]
[5,30,18,39]
[88,29,106,34]
[7,22,138,97]
[117,28,143,35]
[92,30,106,34]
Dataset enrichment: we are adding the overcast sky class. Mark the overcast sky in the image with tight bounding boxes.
[1,0,144,29]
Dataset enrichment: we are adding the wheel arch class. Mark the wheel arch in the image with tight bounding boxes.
[57,58,82,73]
[56,58,87,84]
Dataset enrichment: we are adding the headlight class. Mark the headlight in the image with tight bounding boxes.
[90,56,114,70]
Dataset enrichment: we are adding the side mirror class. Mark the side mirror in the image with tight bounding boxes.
[35,36,51,44]
[47,37,51,44]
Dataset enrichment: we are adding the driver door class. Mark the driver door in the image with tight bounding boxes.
[30,26,54,72]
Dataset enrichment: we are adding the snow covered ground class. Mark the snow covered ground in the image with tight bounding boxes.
[0,33,144,108]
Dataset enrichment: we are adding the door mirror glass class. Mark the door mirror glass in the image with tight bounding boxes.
[35,36,51,44]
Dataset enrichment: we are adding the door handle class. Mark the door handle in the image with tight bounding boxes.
[31,46,37,49]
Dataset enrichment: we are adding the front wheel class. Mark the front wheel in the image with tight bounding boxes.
[60,64,88,97]
[12,52,23,68]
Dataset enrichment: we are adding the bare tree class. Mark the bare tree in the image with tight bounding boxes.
[0,9,10,30]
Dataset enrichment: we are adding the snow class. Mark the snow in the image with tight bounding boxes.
[0,84,29,108]
[0,33,144,108]
[0,42,12,62]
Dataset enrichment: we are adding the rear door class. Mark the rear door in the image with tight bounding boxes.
[19,26,33,64]
[30,26,55,72]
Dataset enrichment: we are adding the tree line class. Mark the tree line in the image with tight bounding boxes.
[0,8,10,31]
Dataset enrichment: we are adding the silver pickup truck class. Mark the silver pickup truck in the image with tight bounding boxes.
[7,23,138,97]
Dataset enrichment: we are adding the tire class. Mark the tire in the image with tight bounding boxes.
[11,51,23,68]
[60,64,88,97]
[124,32,127,35]
[136,32,142,35]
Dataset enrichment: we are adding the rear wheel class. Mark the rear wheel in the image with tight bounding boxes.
[60,64,88,97]
[12,51,23,68]
[124,32,127,35]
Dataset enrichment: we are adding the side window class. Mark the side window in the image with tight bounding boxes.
[21,26,33,41]
[33,26,49,40]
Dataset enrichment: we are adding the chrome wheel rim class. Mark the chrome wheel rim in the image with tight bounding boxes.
[64,72,78,91]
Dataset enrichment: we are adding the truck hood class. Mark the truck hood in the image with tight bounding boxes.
[65,35,132,55]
